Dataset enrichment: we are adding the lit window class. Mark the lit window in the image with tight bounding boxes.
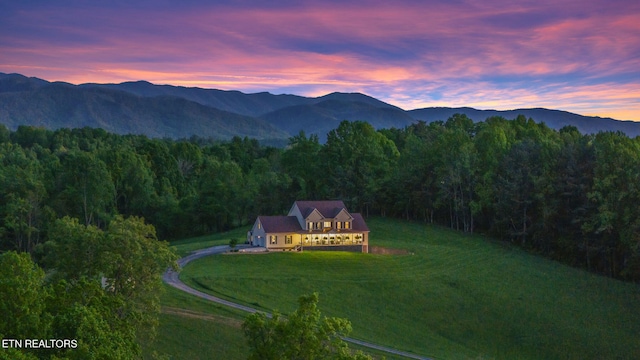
[270,235,277,245]
[344,222,350,229]
[285,235,292,244]
[336,222,341,229]
[324,221,331,228]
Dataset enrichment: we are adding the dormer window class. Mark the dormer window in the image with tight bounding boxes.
[323,221,331,228]
[344,222,350,229]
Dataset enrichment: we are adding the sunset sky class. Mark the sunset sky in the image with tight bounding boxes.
[1,0,639,120]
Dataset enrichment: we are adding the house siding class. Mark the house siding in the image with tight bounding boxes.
[249,218,266,247]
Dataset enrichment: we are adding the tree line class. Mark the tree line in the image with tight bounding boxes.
[1,116,639,284]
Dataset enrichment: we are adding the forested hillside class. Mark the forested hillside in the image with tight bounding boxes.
[2,115,640,358]
[3,72,640,140]
[1,116,639,282]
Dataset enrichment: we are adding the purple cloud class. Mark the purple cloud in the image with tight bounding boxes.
[0,0,639,120]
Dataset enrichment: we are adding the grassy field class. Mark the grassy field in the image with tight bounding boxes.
[174,217,640,360]
[145,228,253,360]
[147,227,400,360]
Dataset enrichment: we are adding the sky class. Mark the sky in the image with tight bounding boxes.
[1,0,639,120]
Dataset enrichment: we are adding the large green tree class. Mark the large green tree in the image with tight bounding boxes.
[0,251,49,342]
[55,150,115,226]
[242,293,371,360]
[45,215,178,354]
[282,131,324,200]
[323,121,399,214]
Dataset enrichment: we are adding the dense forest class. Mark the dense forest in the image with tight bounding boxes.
[1,115,639,284]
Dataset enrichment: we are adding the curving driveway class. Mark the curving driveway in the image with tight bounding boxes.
[163,245,433,360]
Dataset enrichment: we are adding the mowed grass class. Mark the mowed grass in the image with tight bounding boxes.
[149,232,398,360]
[180,217,640,360]
[169,227,249,256]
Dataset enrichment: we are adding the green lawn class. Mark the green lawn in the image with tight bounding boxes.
[148,231,398,360]
[177,217,640,360]
[168,227,249,256]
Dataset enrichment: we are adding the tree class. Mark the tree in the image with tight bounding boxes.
[493,139,541,245]
[0,144,49,253]
[0,124,9,143]
[45,215,179,352]
[585,132,640,279]
[47,279,139,360]
[323,121,399,214]
[44,217,105,281]
[56,150,115,226]
[282,131,323,200]
[242,293,372,360]
[434,115,477,232]
[0,252,49,342]
[193,158,246,232]
[101,146,155,217]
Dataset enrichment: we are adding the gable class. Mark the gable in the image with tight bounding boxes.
[288,203,305,228]
[305,208,324,222]
[334,208,354,221]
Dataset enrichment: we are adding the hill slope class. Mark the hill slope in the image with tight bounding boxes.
[2,72,640,140]
[84,80,312,117]
[177,217,640,360]
[0,74,288,140]
[410,107,640,137]
[259,99,416,140]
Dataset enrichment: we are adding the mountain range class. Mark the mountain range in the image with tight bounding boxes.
[1,72,639,142]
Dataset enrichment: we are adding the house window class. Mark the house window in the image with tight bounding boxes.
[316,222,322,230]
[344,222,350,229]
[285,235,292,244]
[307,221,312,230]
[324,221,331,228]
[270,235,277,245]
[257,222,261,229]
[336,221,341,229]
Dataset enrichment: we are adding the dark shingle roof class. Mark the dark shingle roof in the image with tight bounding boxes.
[351,213,369,232]
[258,216,302,233]
[295,200,348,218]
[258,213,369,233]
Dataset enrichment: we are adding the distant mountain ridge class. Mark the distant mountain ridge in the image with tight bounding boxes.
[1,72,639,141]
[409,107,640,138]
[0,73,288,140]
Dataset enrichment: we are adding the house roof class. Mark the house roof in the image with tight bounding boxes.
[258,216,301,233]
[257,213,369,233]
[351,213,370,232]
[295,200,349,218]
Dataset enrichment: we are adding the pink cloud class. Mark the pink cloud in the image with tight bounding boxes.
[1,1,639,120]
